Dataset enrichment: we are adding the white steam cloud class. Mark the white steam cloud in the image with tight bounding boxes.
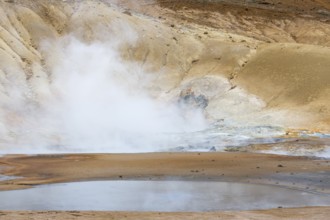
[0,35,207,153]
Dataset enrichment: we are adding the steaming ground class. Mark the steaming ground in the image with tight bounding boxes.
[0,0,329,155]
[0,35,284,153]
[0,36,210,153]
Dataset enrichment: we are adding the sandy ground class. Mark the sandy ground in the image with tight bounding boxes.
[1,207,330,220]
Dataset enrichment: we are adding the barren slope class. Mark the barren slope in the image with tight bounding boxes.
[0,0,329,147]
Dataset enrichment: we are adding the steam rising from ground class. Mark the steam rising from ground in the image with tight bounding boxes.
[0,10,326,155]
[0,36,207,153]
[0,34,292,154]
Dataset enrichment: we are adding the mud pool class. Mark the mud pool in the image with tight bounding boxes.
[1,181,330,211]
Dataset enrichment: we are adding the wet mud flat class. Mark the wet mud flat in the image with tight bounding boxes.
[1,152,330,193]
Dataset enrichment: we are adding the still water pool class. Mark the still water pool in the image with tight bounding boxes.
[1,180,330,211]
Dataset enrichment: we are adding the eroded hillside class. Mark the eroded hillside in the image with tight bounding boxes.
[0,0,329,152]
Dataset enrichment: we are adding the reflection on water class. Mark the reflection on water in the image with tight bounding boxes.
[0,181,330,211]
